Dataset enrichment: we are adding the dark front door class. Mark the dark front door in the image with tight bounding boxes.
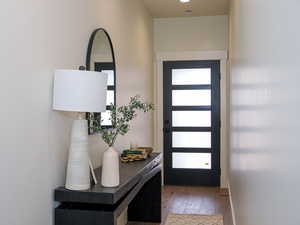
[163,60,221,186]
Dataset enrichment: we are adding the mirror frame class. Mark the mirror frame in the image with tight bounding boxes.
[85,28,117,134]
[86,28,116,71]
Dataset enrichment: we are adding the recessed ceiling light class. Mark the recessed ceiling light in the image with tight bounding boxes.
[180,0,190,3]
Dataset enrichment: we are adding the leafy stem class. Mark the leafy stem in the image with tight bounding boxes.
[91,95,154,148]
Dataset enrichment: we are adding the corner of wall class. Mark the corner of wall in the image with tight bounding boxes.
[228,182,237,225]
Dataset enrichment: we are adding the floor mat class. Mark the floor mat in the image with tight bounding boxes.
[165,214,223,225]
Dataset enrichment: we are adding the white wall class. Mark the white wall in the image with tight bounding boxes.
[153,16,229,187]
[229,0,300,224]
[154,16,228,52]
[0,1,153,225]
[88,1,154,168]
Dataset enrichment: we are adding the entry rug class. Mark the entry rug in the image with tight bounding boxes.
[165,214,223,225]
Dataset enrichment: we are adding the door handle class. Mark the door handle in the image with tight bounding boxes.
[163,120,171,133]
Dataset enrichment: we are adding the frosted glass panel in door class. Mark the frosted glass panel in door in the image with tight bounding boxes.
[106,90,114,105]
[172,153,211,169]
[101,110,112,126]
[172,132,211,148]
[102,70,114,85]
[172,68,211,85]
[172,111,211,127]
[172,90,211,106]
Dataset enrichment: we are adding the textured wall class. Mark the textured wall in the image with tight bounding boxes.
[229,0,300,224]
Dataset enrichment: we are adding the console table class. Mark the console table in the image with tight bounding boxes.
[54,153,162,225]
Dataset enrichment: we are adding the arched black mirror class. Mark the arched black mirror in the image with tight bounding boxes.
[86,28,116,134]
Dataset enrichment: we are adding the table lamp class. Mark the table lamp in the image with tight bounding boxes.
[53,69,107,190]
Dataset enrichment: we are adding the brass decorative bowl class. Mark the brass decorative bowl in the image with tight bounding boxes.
[120,147,153,163]
[137,147,153,155]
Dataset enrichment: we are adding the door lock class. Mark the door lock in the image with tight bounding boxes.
[163,120,171,133]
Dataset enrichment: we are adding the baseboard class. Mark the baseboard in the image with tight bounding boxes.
[219,188,229,196]
[228,183,237,225]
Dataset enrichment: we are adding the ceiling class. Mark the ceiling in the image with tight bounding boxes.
[143,0,229,18]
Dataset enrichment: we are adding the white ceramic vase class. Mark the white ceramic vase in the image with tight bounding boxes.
[101,146,120,187]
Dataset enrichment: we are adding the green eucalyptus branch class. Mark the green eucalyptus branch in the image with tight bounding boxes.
[91,95,154,148]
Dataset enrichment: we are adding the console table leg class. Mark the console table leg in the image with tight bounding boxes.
[128,171,162,223]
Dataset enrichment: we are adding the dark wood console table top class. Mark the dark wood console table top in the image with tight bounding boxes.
[54,153,162,225]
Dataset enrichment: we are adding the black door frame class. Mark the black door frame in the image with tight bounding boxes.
[163,60,221,186]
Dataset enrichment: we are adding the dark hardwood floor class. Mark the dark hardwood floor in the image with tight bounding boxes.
[128,185,233,225]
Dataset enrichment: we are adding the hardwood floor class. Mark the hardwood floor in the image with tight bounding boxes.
[128,185,233,225]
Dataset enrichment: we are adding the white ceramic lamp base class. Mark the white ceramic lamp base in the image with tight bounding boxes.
[101,147,120,187]
[65,119,91,190]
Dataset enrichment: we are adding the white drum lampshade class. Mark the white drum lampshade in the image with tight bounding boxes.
[53,70,107,112]
[52,69,108,190]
